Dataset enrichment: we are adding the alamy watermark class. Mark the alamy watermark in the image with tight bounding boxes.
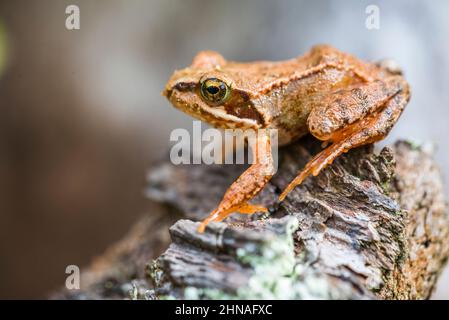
[365,5,380,30]
[65,265,80,290]
[65,5,80,30]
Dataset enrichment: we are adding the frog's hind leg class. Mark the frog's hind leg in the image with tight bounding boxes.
[198,132,274,233]
[279,77,410,201]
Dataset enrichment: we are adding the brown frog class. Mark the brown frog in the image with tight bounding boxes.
[164,44,410,232]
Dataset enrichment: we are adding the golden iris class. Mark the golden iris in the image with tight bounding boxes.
[200,78,230,104]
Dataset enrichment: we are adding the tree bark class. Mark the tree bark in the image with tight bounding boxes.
[54,137,449,300]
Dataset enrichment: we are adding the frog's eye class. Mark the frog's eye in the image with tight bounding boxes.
[200,78,230,105]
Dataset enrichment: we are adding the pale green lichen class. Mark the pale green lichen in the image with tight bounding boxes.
[404,139,422,151]
[180,216,354,299]
[381,180,392,195]
[126,280,154,300]
[147,259,163,287]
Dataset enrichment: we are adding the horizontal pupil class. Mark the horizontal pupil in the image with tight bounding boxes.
[207,86,220,94]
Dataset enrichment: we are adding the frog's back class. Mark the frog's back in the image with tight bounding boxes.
[239,45,387,145]
[223,45,383,95]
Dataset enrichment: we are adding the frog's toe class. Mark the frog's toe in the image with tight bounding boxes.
[237,203,268,214]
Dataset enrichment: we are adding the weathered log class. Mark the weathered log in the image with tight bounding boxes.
[54,137,449,299]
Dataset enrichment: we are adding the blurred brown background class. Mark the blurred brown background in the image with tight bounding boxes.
[0,0,448,299]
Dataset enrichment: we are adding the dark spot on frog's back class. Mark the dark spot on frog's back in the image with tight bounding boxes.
[351,87,363,97]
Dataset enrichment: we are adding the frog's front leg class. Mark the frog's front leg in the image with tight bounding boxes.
[198,131,275,233]
[279,76,410,201]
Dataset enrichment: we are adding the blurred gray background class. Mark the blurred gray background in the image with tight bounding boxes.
[0,0,448,298]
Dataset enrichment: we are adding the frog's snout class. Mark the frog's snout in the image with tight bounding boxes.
[162,88,172,99]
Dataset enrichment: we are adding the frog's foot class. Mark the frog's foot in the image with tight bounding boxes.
[197,207,231,233]
[279,85,410,202]
[197,203,268,233]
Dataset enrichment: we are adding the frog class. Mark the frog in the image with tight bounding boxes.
[163,44,411,232]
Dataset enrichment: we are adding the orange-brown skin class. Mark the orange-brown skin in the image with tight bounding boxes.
[163,45,411,232]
